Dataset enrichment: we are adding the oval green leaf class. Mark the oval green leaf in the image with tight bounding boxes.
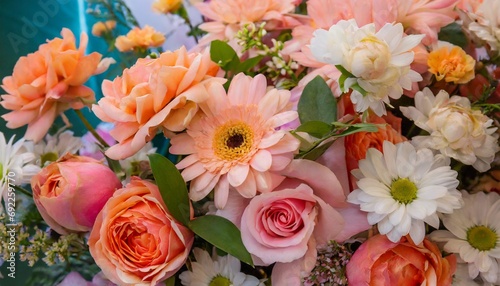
[188,215,253,266]
[148,154,190,226]
[298,76,337,124]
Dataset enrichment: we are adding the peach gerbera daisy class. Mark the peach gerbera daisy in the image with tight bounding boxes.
[169,73,300,209]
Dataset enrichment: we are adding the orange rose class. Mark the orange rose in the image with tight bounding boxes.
[91,20,117,37]
[114,25,166,52]
[1,28,110,142]
[92,46,221,159]
[346,235,456,286]
[88,177,194,285]
[152,0,183,14]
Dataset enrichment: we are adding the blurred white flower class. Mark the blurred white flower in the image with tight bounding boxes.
[310,19,423,116]
[401,88,499,172]
[467,0,500,51]
[347,141,463,244]
[430,191,500,285]
[24,130,83,167]
[0,133,40,212]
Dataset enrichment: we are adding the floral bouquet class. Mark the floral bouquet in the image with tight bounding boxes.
[1,0,500,285]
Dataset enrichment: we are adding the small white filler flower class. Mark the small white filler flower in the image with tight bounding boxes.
[347,141,463,244]
[429,191,500,285]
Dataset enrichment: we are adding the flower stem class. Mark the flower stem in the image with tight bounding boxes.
[13,185,32,198]
[74,110,110,148]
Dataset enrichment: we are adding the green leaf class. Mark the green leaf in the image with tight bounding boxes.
[332,122,379,137]
[164,276,176,286]
[298,76,337,124]
[299,140,335,161]
[235,55,265,73]
[210,40,239,71]
[188,215,253,266]
[295,121,332,138]
[438,22,467,48]
[148,154,190,226]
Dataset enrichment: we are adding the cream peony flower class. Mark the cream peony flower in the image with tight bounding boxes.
[310,20,424,116]
[169,73,299,209]
[466,0,500,51]
[347,141,463,245]
[400,88,499,172]
[429,191,500,285]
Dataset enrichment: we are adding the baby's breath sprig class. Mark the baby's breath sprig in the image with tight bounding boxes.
[236,23,300,87]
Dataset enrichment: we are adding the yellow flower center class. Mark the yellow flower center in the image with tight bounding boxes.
[209,275,232,286]
[0,163,3,181]
[467,225,498,251]
[390,178,418,204]
[41,152,59,166]
[213,121,254,161]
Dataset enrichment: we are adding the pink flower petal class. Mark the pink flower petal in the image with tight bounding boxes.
[250,150,273,172]
[228,164,250,187]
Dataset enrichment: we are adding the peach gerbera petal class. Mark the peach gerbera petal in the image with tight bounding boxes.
[170,73,300,209]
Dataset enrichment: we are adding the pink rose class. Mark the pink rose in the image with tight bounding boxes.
[31,154,121,234]
[89,177,194,285]
[346,234,457,286]
[218,159,370,285]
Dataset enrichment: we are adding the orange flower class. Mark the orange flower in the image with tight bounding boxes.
[344,113,406,190]
[89,177,194,285]
[115,25,166,52]
[92,46,221,159]
[1,28,109,142]
[91,20,117,37]
[152,0,183,14]
[428,45,476,84]
[346,234,456,286]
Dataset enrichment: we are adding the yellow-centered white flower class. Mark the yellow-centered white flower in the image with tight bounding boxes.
[400,88,499,172]
[429,191,500,285]
[347,141,463,245]
[310,19,424,116]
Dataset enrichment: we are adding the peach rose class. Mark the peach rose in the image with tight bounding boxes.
[88,177,194,286]
[31,154,122,234]
[346,235,457,286]
[114,25,166,52]
[152,0,183,14]
[1,28,110,142]
[92,46,221,160]
[92,20,117,37]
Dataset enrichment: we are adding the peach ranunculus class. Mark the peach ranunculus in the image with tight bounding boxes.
[152,0,183,14]
[217,159,370,285]
[428,44,476,84]
[31,154,122,235]
[346,234,457,286]
[114,25,166,52]
[89,177,194,286]
[92,46,221,160]
[1,28,111,142]
[91,20,117,37]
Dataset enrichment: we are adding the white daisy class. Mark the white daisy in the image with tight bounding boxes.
[179,248,264,286]
[120,141,157,180]
[429,191,500,285]
[347,141,463,244]
[24,130,83,167]
[400,88,499,172]
[310,19,424,116]
[0,132,40,212]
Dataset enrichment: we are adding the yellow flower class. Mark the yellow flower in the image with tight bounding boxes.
[115,25,165,52]
[91,20,117,37]
[428,45,476,84]
[152,0,182,14]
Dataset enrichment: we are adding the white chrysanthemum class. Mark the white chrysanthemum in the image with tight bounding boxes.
[179,248,264,286]
[120,141,157,180]
[429,191,500,285]
[310,19,424,116]
[24,130,83,167]
[347,141,463,244]
[400,88,499,172]
[467,0,500,51]
[0,133,40,212]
